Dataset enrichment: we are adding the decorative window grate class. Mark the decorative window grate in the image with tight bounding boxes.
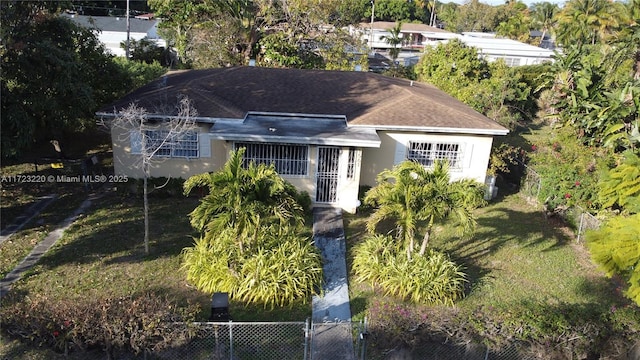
[347,148,357,180]
[235,142,309,176]
[145,130,199,158]
[408,142,461,169]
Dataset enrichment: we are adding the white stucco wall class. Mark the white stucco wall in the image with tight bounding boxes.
[360,131,495,187]
[112,127,494,213]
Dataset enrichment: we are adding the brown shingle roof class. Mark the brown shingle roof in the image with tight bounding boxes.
[98,67,508,135]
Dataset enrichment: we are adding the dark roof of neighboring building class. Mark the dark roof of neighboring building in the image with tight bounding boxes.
[98,66,508,135]
[62,13,159,34]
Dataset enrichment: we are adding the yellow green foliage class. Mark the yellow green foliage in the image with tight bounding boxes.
[587,214,640,305]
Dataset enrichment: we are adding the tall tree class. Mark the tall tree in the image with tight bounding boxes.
[495,0,530,42]
[1,1,128,159]
[454,0,500,33]
[364,160,485,259]
[149,0,366,69]
[554,0,623,47]
[530,2,559,47]
[381,22,404,64]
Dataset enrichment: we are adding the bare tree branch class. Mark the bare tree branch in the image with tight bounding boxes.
[103,95,199,254]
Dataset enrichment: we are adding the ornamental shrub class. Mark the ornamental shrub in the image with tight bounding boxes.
[353,234,466,305]
[182,226,323,309]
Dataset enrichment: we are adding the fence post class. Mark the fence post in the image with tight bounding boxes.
[304,318,310,360]
[577,212,584,243]
[229,320,233,360]
[360,317,368,360]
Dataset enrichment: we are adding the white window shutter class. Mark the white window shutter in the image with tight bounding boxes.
[394,141,407,164]
[130,130,142,155]
[199,133,211,158]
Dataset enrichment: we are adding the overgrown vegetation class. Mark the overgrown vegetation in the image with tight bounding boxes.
[352,234,466,305]
[181,149,322,308]
[0,293,199,360]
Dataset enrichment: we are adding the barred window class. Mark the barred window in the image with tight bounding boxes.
[347,148,357,180]
[408,142,461,169]
[145,130,199,158]
[235,142,309,176]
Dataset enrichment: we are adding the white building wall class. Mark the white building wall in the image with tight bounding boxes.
[360,131,494,187]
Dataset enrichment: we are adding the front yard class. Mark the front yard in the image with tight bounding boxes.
[1,139,638,359]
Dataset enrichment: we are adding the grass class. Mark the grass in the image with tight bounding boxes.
[2,127,635,358]
[5,192,313,321]
[346,191,622,319]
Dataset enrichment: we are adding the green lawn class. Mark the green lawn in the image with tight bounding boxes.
[344,189,637,358]
[347,190,619,315]
[3,192,312,321]
[2,131,637,358]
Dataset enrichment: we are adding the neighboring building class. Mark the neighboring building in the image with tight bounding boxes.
[97,67,508,213]
[62,12,166,57]
[351,21,555,67]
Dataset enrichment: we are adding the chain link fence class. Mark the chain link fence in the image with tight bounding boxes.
[150,321,309,360]
[354,319,540,360]
[518,161,542,205]
[517,161,601,240]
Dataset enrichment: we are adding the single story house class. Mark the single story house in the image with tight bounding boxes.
[97,66,508,213]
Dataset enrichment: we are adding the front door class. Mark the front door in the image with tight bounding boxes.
[315,147,340,203]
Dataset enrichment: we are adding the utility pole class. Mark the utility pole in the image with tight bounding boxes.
[125,0,131,59]
[370,0,375,54]
[430,0,437,27]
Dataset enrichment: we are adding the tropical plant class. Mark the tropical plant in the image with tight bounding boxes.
[587,213,640,306]
[598,151,640,214]
[183,148,307,254]
[554,0,623,47]
[181,148,320,307]
[364,160,485,259]
[352,234,466,305]
[182,219,322,308]
[600,82,640,152]
[530,2,559,47]
[381,22,403,64]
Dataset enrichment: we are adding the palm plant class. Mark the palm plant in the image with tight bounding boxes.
[381,22,403,66]
[182,149,321,308]
[183,148,305,253]
[554,0,622,47]
[530,2,559,47]
[364,160,485,259]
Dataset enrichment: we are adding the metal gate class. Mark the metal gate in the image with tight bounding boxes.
[316,147,340,203]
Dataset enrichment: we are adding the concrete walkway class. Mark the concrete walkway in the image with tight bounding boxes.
[0,193,99,297]
[311,207,355,360]
[0,194,58,246]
